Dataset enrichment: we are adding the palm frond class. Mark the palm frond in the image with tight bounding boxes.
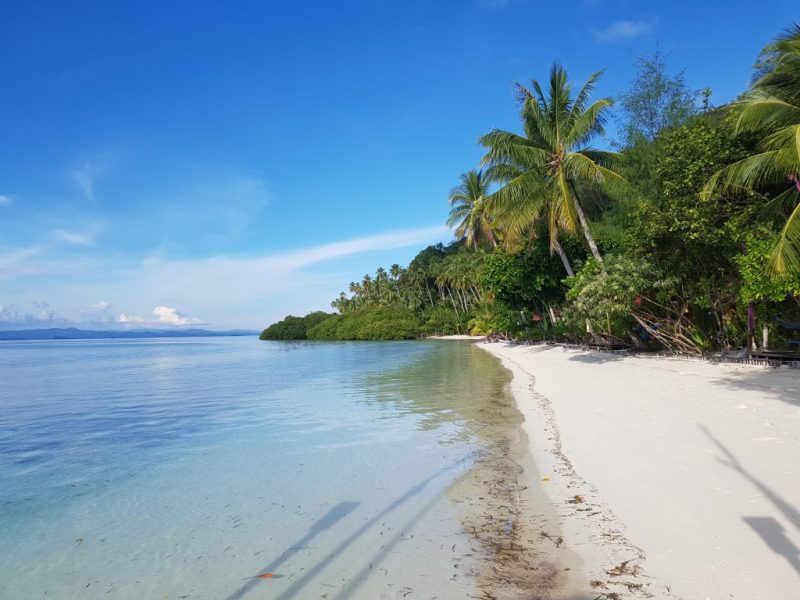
[703,151,785,198]
[769,190,800,273]
[565,98,613,147]
[579,148,622,168]
[484,163,523,184]
[564,152,627,193]
[566,70,604,130]
[479,130,533,156]
[735,92,800,133]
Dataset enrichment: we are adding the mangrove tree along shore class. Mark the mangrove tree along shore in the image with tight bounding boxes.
[261,25,800,351]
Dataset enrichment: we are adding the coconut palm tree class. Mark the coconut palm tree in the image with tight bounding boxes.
[704,24,800,274]
[479,63,626,270]
[447,169,498,249]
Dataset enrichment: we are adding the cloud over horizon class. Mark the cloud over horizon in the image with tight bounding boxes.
[0,225,451,329]
[0,300,65,327]
[117,306,205,327]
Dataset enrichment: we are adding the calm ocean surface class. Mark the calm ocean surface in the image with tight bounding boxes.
[0,337,520,599]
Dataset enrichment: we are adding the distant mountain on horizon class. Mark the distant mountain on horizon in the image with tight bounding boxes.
[0,327,258,341]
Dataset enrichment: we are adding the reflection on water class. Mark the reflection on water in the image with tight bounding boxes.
[0,337,561,599]
[365,340,518,439]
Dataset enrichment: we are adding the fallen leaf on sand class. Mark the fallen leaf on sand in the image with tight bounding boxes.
[257,573,274,579]
[541,477,550,482]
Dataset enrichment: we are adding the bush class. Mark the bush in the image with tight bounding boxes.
[419,305,462,336]
[259,311,334,340]
[306,308,422,341]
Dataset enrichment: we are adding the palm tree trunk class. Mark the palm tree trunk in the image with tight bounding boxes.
[448,289,460,316]
[574,200,603,262]
[424,281,434,306]
[553,238,575,277]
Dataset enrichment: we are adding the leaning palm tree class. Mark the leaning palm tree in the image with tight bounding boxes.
[704,24,800,274]
[480,64,626,270]
[447,169,498,249]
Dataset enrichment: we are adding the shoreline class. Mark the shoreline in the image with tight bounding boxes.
[479,342,800,599]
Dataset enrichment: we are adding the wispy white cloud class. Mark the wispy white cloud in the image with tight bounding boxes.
[54,228,96,246]
[0,225,449,328]
[0,246,43,277]
[117,305,204,327]
[71,162,100,201]
[0,194,13,206]
[0,243,102,280]
[115,225,448,326]
[592,19,655,42]
[264,225,451,272]
[0,223,104,279]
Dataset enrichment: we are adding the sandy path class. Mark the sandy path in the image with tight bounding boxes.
[480,342,800,600]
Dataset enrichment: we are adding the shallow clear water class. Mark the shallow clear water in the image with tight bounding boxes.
[0,337,517,599]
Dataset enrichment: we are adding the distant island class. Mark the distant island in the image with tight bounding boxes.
[0,328,258,341]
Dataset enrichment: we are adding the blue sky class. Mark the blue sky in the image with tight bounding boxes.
[1,0,797,329]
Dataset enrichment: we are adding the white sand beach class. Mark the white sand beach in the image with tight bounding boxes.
[480,342,800,600]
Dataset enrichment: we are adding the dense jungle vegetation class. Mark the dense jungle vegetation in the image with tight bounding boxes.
[261,26,800,354]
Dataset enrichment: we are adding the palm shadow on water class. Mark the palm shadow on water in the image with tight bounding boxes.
[226,460,466,600]
[700,425,800,577]
[334,487,444,600]
[224,501,359,600]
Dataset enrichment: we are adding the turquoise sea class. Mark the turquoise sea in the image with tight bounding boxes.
[0,337,530,599]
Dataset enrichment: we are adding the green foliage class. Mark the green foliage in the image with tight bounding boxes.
[419,305,463,336]
[480,238,567,310]
[625,115,751,303]
[617,51,699,147]
[656,117,750,200]
[617,139,660,202]
[736,233,800,302]
[564,256,662,336]
[481,250,530,305]
[259,312,333,340]
[307,308,421,341]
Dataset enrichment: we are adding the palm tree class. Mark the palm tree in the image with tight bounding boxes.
[447,169,498,249]
[479,63,626,271]
[704,24,800,273]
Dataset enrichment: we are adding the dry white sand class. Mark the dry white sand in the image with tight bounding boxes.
[480,342,800,600]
